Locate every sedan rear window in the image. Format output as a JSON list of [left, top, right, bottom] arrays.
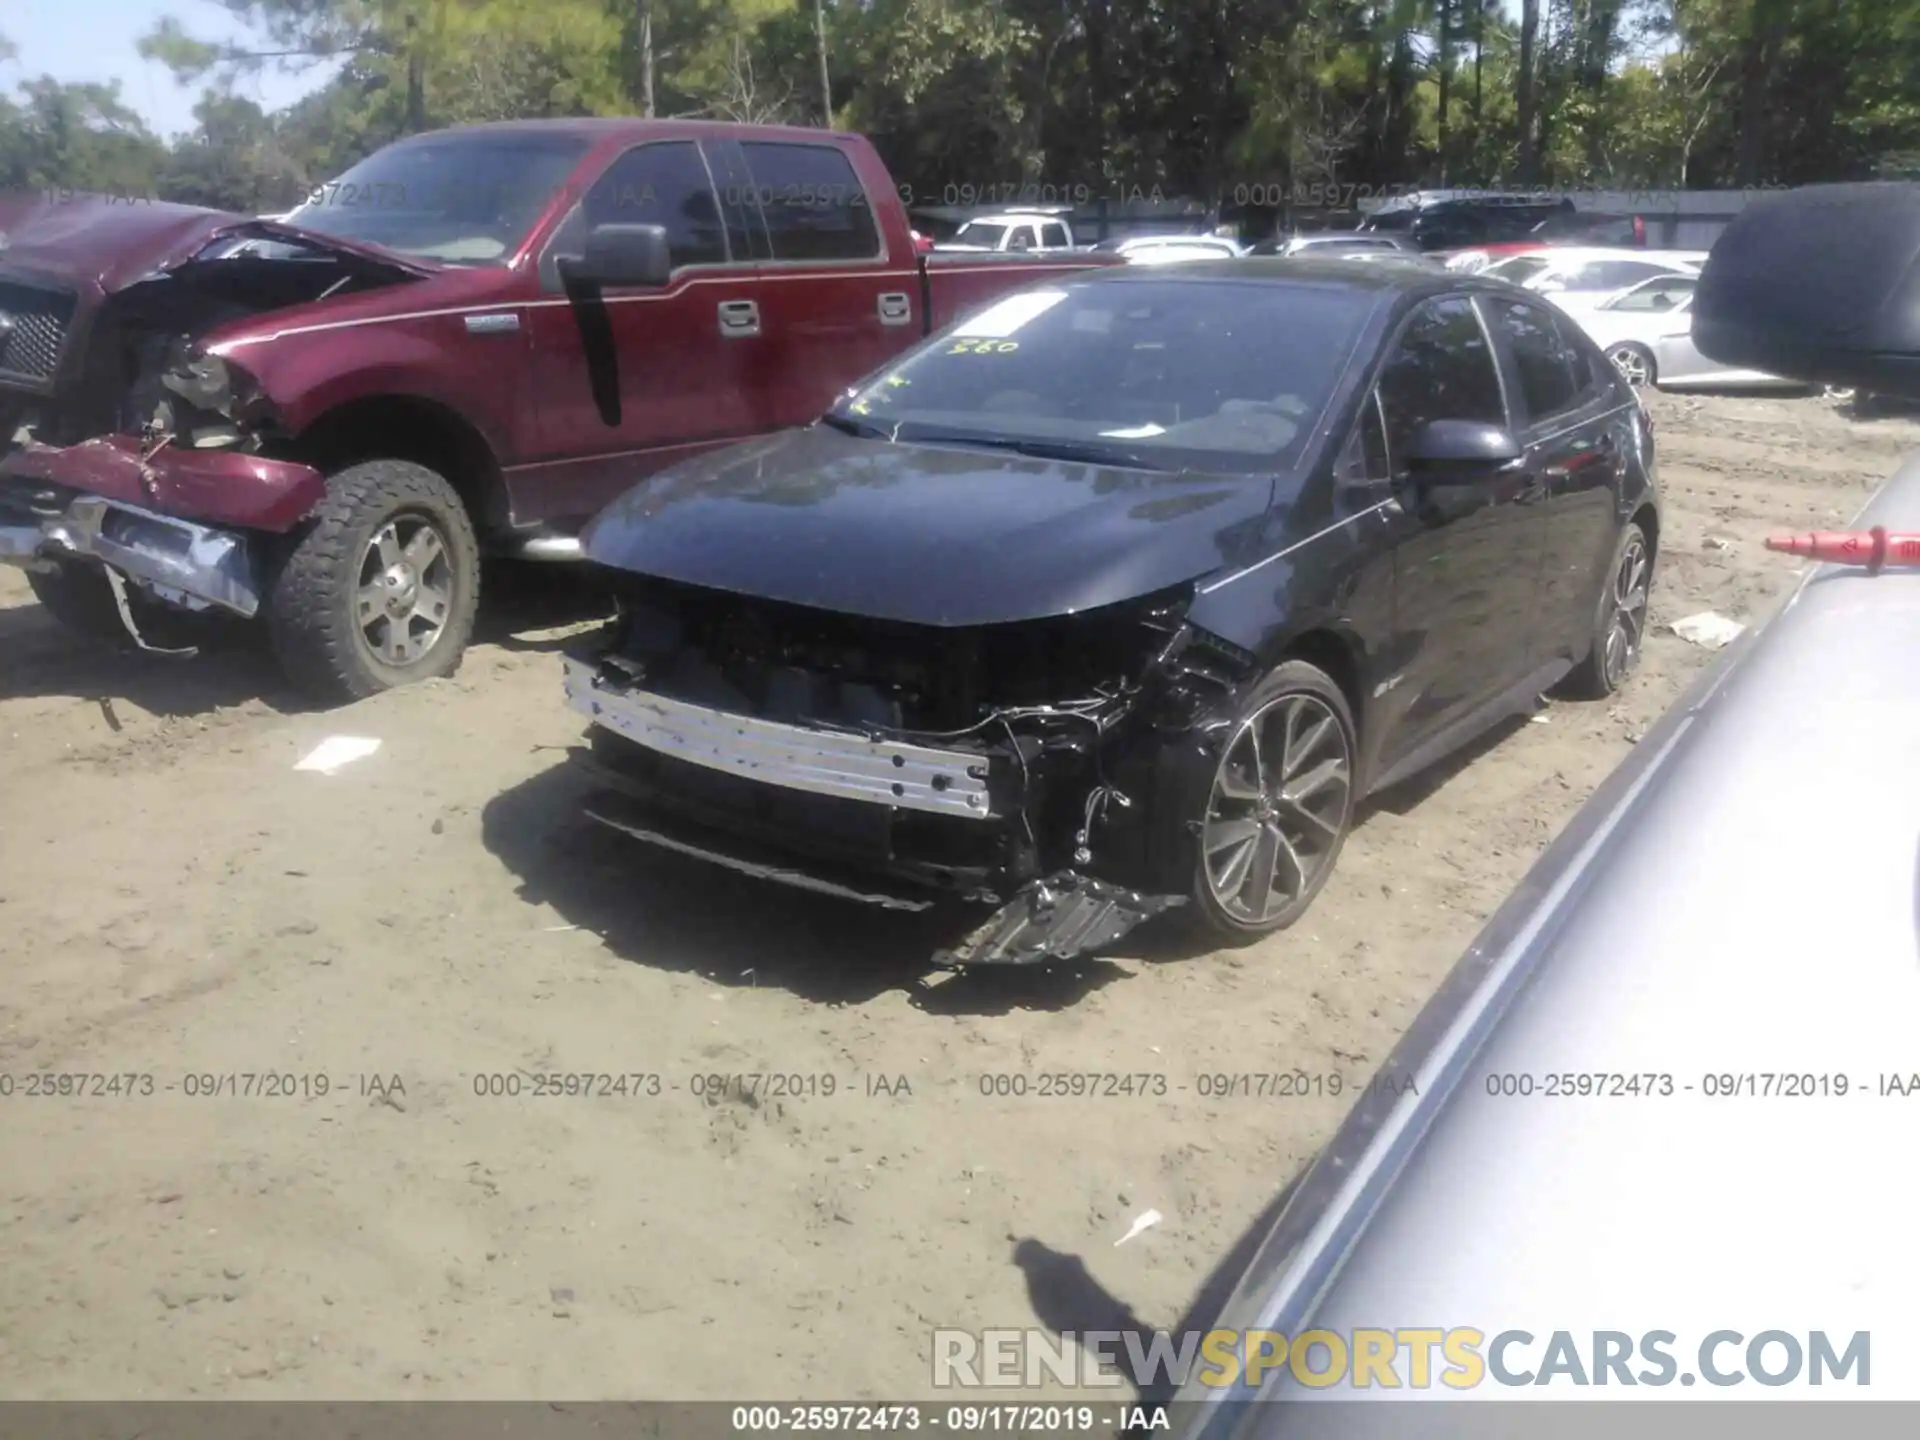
[[831, 279, 1376, 471]]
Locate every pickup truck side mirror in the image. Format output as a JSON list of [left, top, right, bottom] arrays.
[[1401, 419, 1524, 482], [562, 223, 672, 288]]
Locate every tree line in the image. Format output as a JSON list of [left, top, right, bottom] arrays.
[[2, 0, 1917, 219]]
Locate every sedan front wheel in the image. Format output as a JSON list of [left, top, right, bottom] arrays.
[[1187, 660, 1357, 941]]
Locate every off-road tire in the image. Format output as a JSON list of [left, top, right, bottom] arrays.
[[264, 459, 480, 704], [1561, 518, 1653, 701], [1184, 659, 1358, 943]]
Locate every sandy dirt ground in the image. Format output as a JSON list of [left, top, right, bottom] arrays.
[[0, 389, 1912, 1401]]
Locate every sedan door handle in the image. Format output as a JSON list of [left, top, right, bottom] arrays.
[[718, 299, 761, 338]]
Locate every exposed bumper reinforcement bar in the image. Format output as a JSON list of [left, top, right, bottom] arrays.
[[0, 494, 261, 617], [563, 653, 996, 820]]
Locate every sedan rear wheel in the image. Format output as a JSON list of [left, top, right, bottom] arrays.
[[1562, 519, 1653, 700], [1607, 342, 1656, 387], [1188, 660, 1357, 941]]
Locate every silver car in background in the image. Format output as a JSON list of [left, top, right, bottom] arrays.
[[1559, 272, 1802, 390]]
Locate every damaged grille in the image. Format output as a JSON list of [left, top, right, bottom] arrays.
[[608, 576, 1186, 734], [0, 279, 79, 386]]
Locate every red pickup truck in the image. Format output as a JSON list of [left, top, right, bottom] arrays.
[[0, 120, 1115, 699]]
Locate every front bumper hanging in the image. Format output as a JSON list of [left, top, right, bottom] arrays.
[[565, 653, 1187, 966], [0, 490, 261, 617]]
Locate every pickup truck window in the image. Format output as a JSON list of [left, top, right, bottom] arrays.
[[583, 141, 729, 266], [832, 278, 1373, 471], [955, 222, 1008, 248], [283, 131, 591, 264], [1040, 223, 1070, 248], [738, 142, 881, 262]]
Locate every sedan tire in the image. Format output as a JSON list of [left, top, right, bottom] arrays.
[[1562, 519, 1653, 701], [1186, 659, 1357, 942], [1606, 342, 1657, 387]]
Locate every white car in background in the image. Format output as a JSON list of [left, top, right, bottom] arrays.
[[1563, 271, 1801, 390], [1483, 247, 1705, 307]]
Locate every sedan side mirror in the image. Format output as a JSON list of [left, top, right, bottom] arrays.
[[1402, 419, 1524, 482], [561, 222, 672, 288]]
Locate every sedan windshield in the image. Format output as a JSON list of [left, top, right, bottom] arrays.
[[829, 278, 1376, 472], [283, 132, 591, 264]]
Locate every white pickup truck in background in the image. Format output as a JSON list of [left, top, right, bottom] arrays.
[[936, 209, 1079, 254]]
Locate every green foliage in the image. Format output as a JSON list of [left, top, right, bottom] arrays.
[[4, 0, 1920, 216]]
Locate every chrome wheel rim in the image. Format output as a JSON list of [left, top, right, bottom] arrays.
[[355, 514, 454, 668], [1608, 346, 1651, 386], [1202, 693, 1352, 925], [1602, 531, 1651, 688]]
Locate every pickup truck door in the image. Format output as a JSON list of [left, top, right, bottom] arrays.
[[727, 138, 924, 432], [517, 137, 764, 528]]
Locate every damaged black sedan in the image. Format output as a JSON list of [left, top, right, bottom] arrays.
[[564, 261, 1660, 965]]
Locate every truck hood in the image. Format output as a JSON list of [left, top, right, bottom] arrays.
[[579, 424, 1278, 627], [0, 193, 435, 293]]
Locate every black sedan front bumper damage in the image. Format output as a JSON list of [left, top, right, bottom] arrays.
[[562, 651, 1192, 966]]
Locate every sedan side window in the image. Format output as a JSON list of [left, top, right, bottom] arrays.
[[1336, 390, 1392, 484], [1610, 276, 1696, 312], [1489, 297, 1580, 424], [1376, 296, 1507, 467]]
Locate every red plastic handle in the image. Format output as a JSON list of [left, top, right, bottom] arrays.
[[1764, 526, 1920, 571]]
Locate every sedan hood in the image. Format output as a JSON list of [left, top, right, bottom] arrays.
[[580, 425, 1278, 627], [0, 193, 434, 293]]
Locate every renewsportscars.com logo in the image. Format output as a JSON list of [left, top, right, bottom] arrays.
[[932, 1328, 1872, 1390]]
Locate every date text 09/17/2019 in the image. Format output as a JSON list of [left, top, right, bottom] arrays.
[[1480, 1071, 1920, 1098]]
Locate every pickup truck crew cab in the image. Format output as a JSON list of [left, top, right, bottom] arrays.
[[0, 120, 1114, 700]]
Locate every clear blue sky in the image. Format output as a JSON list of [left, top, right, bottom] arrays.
[[3, 0, 338, 139]]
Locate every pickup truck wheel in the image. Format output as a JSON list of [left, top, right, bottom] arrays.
[[1561, 519, 1652, 701], [265, 459, 479, 703], [1185, 660, 1357, 942]]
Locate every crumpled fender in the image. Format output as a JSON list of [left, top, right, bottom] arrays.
[[0, 436, 326, 532]]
